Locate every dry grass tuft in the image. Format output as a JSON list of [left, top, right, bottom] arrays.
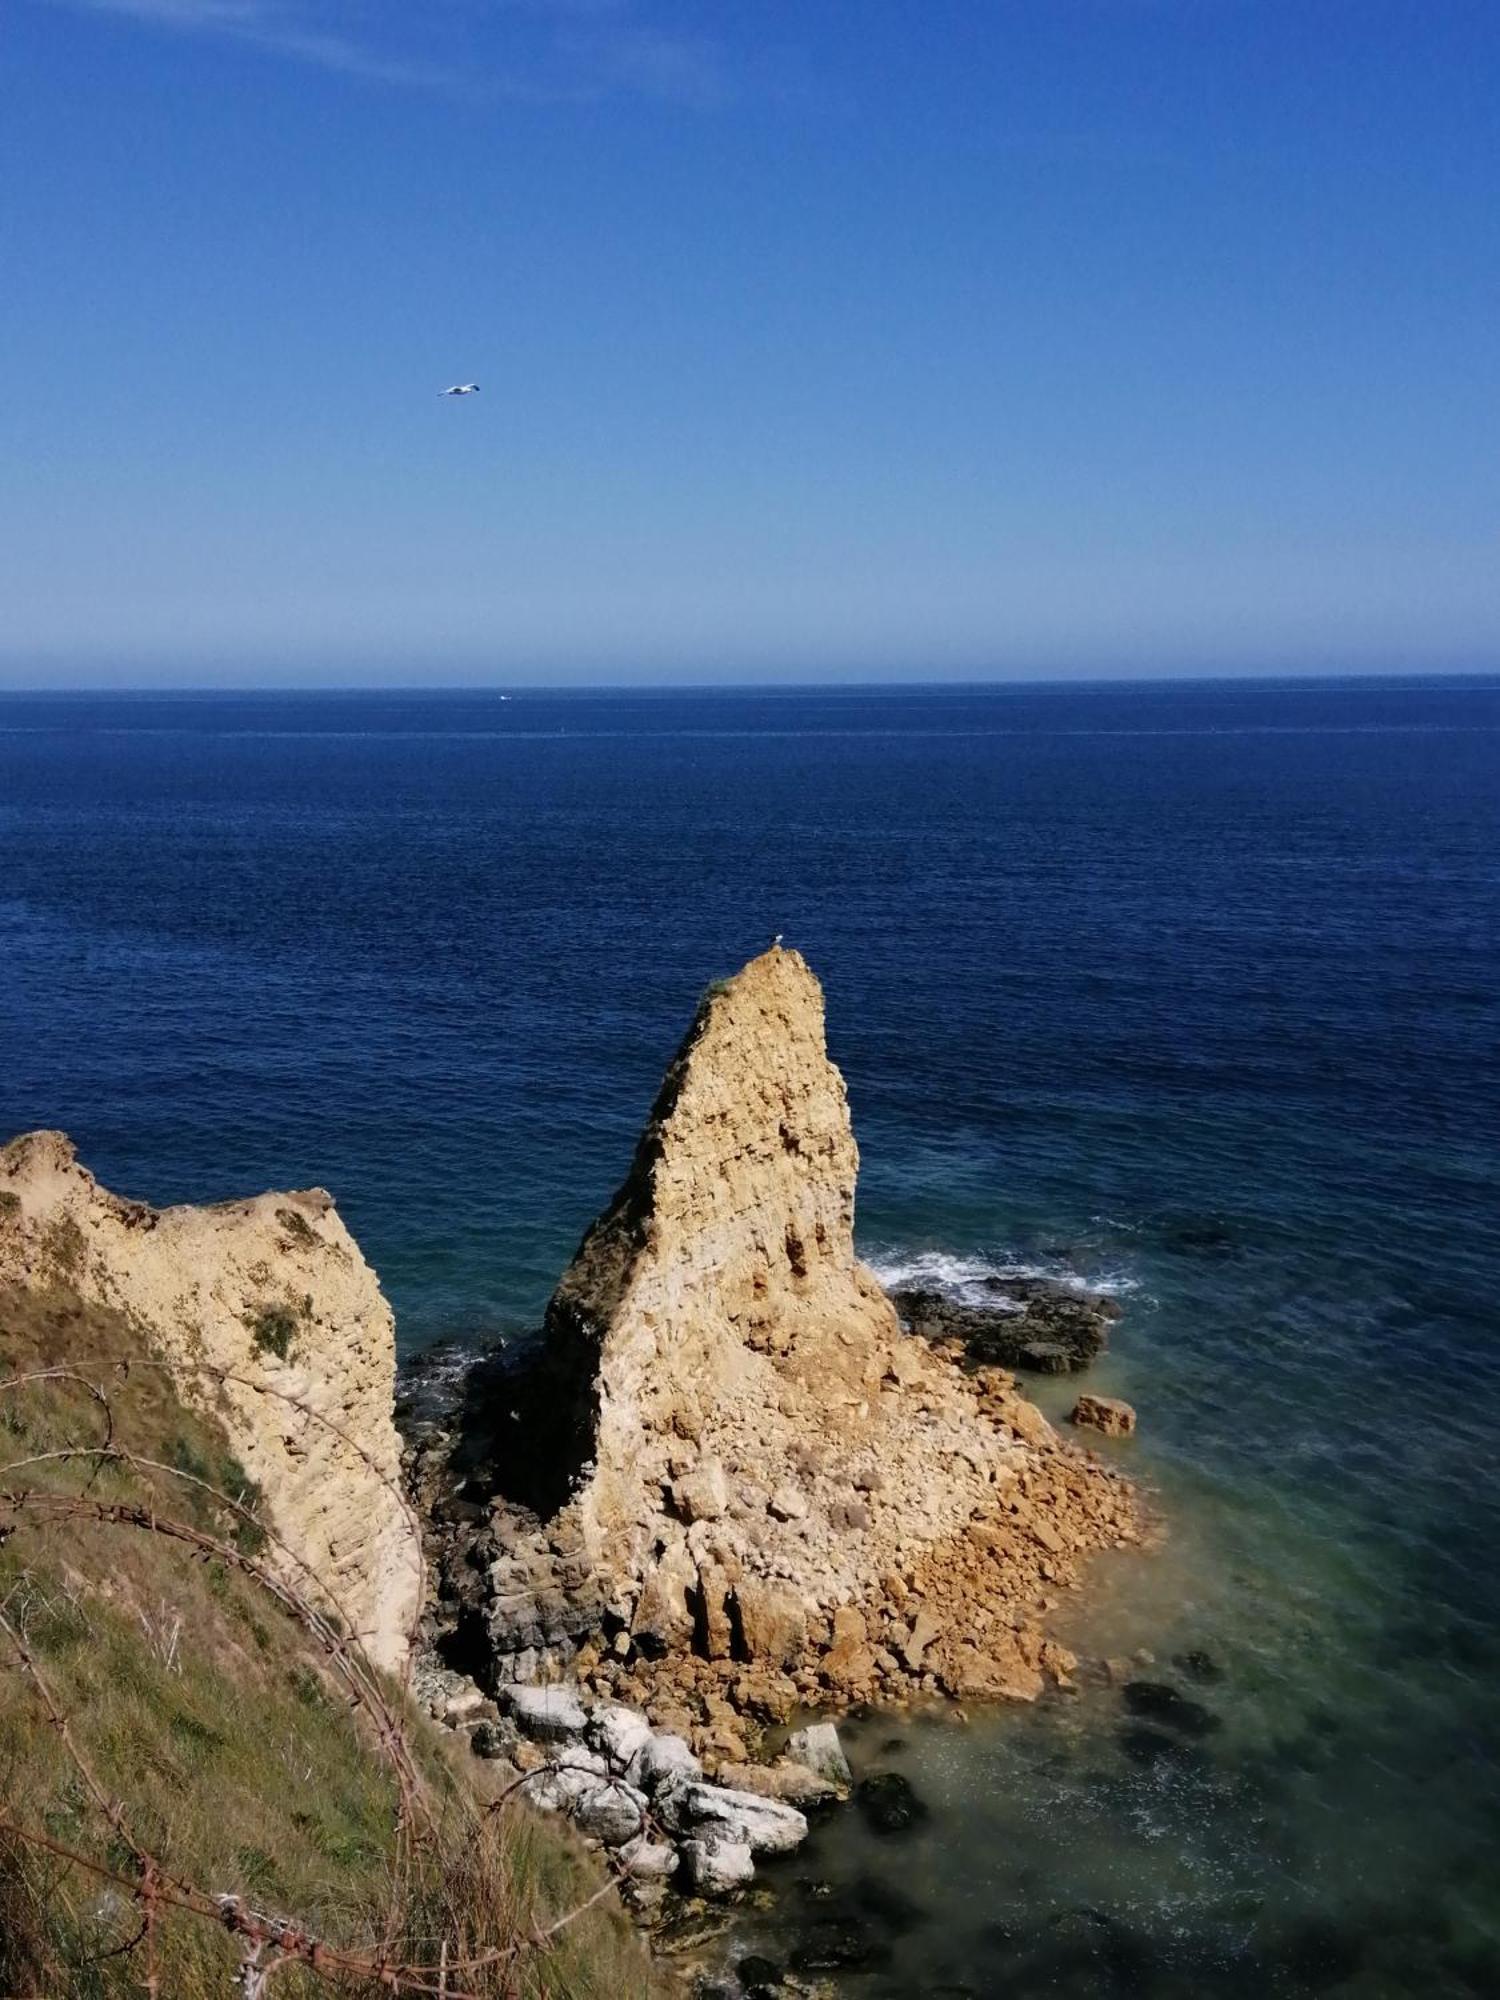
[[0, 1287, 662, 1999]]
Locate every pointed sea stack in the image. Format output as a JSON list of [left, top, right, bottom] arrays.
[[437, 948, 1140, 1733]]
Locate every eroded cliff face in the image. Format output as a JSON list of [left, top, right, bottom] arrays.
[[434, 949, 1138, 1734], [0, 1132, 421, 1675]]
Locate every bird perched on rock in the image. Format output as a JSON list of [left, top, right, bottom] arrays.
[[440, 382, 480, 396], [770, 933, 784, 949]]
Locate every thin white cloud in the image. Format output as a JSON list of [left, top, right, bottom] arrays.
[[50, 0, 469, 88], [46, 0, 735, 105]]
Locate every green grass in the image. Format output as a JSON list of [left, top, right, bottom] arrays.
[[247, 1300, 301, 1361], [0, 1288, 662, 2000]]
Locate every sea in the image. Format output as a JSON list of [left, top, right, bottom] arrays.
[[2, 677, 1498, 1997]]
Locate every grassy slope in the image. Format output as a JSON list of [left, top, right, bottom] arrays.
[[0, 1286, 660, 1999]]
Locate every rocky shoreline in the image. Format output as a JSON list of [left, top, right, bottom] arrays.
[[2, 945, 1153, 1995], [395, 947, 1149, 1988]]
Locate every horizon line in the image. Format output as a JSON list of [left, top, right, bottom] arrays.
[[2, 667, 1500, 699], [2, 672, 1500, 704]]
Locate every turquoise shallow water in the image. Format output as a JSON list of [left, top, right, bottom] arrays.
[[2, 678, 1498, 1992]]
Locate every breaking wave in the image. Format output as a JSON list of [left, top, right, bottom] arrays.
[[862, 1246, 1140, 1308]]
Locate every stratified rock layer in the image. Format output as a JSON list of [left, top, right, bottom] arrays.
[[432, 948, 1139, 1731], [0, 1131, 421, 1673]]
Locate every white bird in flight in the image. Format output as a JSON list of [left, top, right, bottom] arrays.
[[440, 382, 480, 396]]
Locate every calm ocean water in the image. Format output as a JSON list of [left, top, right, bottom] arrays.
[[3, 678, 1499, 1995]]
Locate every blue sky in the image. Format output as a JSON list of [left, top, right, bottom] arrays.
[[3, 0, 1497, 685]]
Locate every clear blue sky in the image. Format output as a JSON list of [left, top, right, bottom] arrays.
[[3, 1, 1497, 685]]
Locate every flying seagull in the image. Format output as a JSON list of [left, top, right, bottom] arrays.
[[440, 382, 480, 396]]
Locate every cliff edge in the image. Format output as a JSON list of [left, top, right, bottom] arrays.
[[0, 1131, 421, 1674]]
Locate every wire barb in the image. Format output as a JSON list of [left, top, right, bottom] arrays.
[[0, 1343, 637, 1997]]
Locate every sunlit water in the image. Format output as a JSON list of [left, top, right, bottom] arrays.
[[3, 679, 1498, 1995]]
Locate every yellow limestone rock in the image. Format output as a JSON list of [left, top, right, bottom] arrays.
[[479, 947, 1135, 1703], [0, 1130, 421, 1674]]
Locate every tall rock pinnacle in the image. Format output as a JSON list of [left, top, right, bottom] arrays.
[[441, 947, 1139, 1720]]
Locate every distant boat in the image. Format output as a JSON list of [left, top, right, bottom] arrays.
[[440, 382, 480, 397]]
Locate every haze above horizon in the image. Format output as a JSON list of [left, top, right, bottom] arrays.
[[5, 1, 1498, 688]]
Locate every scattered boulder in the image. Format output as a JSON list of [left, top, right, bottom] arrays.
[[680, 1834, 756, 1896], [552, 1741, 610, 1779], [934, 1636, 1044, 1703], [589, 1702, 655, 1773], [786, 1720, 852, 1792], [619, 1834, 679, 1881], [631, 1547, 698, 1657], [523, 1765, 601, 1817], [636, 1731, 702, 1792], [503, 1683, 589, 1742], [715, 1759, 843, 1808], [734, 1578, 807, 1666], [1070, 1394, 1136, 1438], [657, 1780, 809, 1857], [672, 1458, 728, 1524], [900, 1608, 942, 1671], [439, 1682, 494, 1727], [571, 1778, 648, 1845]]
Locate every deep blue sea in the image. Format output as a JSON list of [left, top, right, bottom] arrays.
[[3, 678, 1499, 1996]]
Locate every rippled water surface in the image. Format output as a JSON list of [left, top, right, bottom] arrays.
[[3, 679, 1499, 1994]]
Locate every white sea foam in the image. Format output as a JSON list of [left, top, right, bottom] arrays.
[[862, 1246, 1139, 1306]]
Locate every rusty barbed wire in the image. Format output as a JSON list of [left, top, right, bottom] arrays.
[[0, 1343, 647, 1999]]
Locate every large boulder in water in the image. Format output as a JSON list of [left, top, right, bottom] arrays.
[[891, 1274, 1119, 1373]]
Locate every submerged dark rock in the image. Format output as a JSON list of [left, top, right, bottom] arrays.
[[1122, 1680, 1222, 1737], [789, 1918, 894, 1973], [1153, 1214, 1241, 1258], [891, 1276, 1119, 1374], [1118, 1724, 1208, 1773], [794, 1877, 838, 1902], [849, 1872, 930, 1935], [734, 1953, 783, 1991], [854, 1771, 930, 1834], [1173, 1648, 1224, 1684]]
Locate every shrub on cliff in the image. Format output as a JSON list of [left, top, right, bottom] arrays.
[[0, 1287, 660, 1999]]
